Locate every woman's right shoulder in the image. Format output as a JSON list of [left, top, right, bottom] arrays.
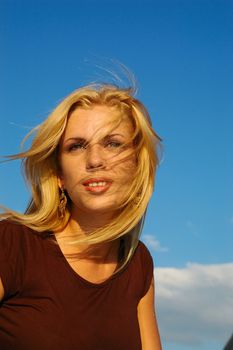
[[0, 219, 33, 244], [0, 219, 30, 231], [0, 219, 25, 233], [0, 220, 32, 302]]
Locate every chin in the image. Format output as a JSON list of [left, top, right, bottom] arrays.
[[86, 204, 120, 215], [75, 200, 122, 216]]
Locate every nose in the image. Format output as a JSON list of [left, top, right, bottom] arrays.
[[86, 143, 105, 171]]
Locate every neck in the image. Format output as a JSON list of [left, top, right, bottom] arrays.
[[55, 208, 120, 262], [69, 206, 117, 234]]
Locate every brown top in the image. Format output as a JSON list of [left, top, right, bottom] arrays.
[[0, 220, 153, 350]]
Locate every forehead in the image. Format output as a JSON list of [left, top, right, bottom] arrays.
[[63, 105, 133, 139]]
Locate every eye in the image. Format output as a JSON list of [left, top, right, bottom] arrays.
[[68, 142, 87, 151], [106, 141, 122, 148]]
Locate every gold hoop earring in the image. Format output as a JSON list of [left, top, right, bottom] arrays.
[[58, 188, 67, 218]]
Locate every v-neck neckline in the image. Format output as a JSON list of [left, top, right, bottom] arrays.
[[50, 234, 126, 287]]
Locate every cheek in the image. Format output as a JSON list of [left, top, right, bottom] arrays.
[[58, 165, 80, 190], [58, 154, 83, 180], [114, 158, 137, 184], [119, 149, 137, 171]]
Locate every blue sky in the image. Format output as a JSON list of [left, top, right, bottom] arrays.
[[0, 0, 232, 349]]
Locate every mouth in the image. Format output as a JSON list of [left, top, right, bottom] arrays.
[[82, 178, 113, 193]]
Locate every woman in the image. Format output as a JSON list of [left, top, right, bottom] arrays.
[[0, 83, 162, 349]]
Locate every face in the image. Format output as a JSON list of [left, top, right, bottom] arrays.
[[58, 105, 136, 218]]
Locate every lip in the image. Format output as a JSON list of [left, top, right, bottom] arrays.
[[82, 178, 113, 193]]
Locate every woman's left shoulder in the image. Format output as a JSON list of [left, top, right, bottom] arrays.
[[130, 240, 154, 298], [136, 240, 154, 264], [137, 240, 151, 252]]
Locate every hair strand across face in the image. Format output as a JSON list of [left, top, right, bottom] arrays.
[[0, 83, 162, 272]]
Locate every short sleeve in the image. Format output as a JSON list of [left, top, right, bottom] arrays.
[[138, 241, 154, 298], [0, 220, 24, 299]]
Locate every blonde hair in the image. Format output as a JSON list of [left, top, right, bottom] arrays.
[[1, 83, 162, 267]]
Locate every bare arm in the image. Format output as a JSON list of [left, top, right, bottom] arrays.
[[0, 278, 4, 302], [137, 276, 162, 350]]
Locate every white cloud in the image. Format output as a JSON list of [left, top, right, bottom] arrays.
[[142, 234, 168, 252], [154, 263, 233, 347]]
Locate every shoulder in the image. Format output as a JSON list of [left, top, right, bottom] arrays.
[[0, 220, 30, 299], [0, 219, 24, 241], [0, 220, 47, 300], [0, 219, 29, 232], [137, 240, 152, 255], [135, 240, 154, 267], [0, 219, 31, 239], [127, 240, 154, 299], [0, 220, 29, 256], [0, 219, 43, 236], [0, 219, 44, 252]]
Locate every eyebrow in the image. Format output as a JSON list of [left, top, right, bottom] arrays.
[[64, 137, 86, 145]]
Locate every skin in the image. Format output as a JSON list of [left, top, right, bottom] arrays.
[[58, 105, 137, 227], [0, 104, 162, 349]]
